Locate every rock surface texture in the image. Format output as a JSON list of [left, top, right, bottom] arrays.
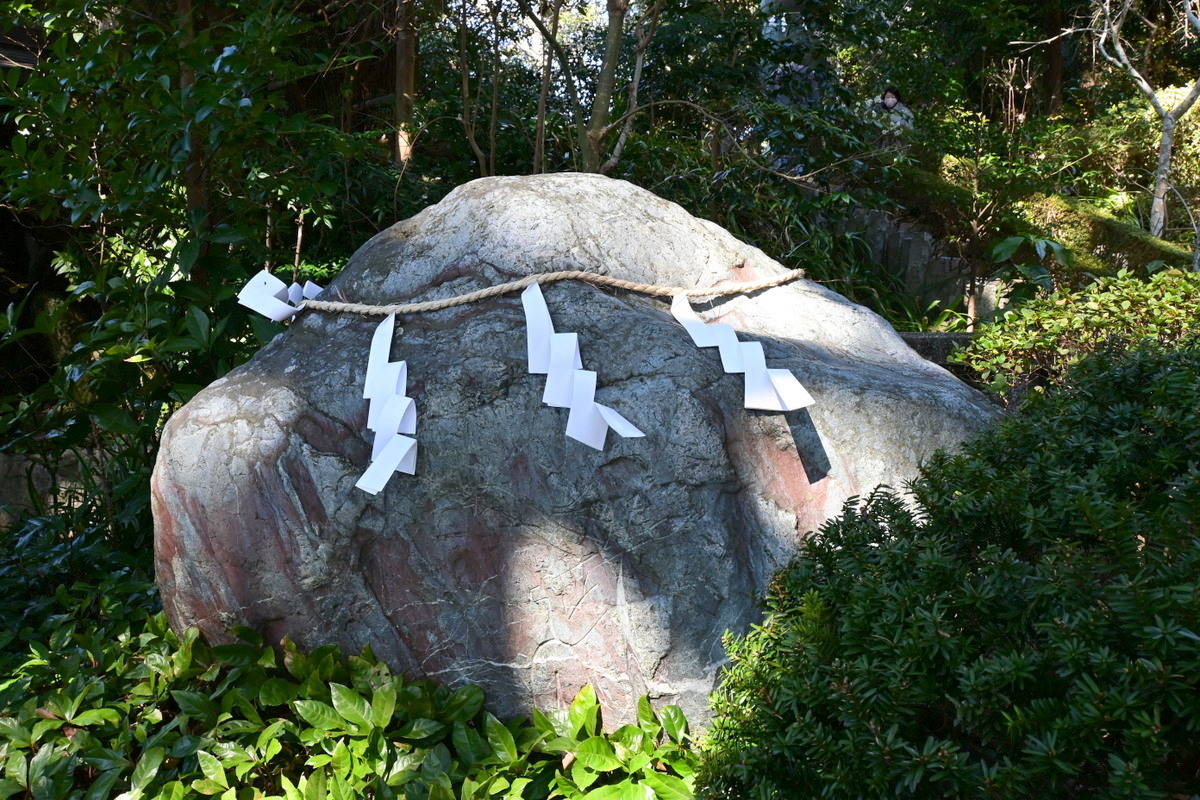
[[153, 174, 1000, 725]]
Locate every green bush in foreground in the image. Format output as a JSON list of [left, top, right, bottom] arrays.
[[0, 569, 696, 799], [953, 269, 1200, 399], [700, 338, 1200, 798]]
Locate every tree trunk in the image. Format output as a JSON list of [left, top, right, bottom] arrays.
[[581, 0, 628, 172], [1149, 114, 1175, 238], [394, 0, 417, 166], [600, 1, 661, 175], [533, 0, 562, 174]]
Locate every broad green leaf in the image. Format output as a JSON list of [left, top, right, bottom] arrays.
[[572, 761, 600, 791], [640, 771, 692, 800], [0, 780, 23, 800], [574, 737, 623, 772], [442, 685, 484, 722], [484, 713, 517, 763], [174, 628, 199, 672], [168, 736, 202, 759], [660, 707, 688, 743], [1046, 240, 1073, 268], [210, 644, 261, 667], [5, 753, 27, 786], [506, 777, 531, 797], [82, 771, 121, 800], [282, 637, 313, 680], [610, 725, 648, 754], [196, 751, 228, 789], [371, 682, 397, 729], [72, 708, 122, 727], [626, 753, 652, 773], [421, 744, 452, 777], [26, 745, 60, 799], [658, 746, 695, 778], [257, 720, 287, 752], [152, 780, 187, 800], [184, 305, 209, 344], [0, 720, 31, 748], [568, 685, 600, 738], [189, 778, 226, 795], [328, 771, 352, 800], [582, 781, 654, 800], [990, 236, 1025, 263], [171, 691, 216, 721], [330, 683, 374, 730], [82, 749, 131, 773], [451, 721, 490, 765], [259, 678, 298, 707], [330, 740, 351, 776], [460, 776, 483, 800], [280, 775, 303, 800], [31, 718, 63, 742], [636, 697, 660, 737], [131, 746, 165, 791], [303, 769, 327, 800], [531, 707, 563, 738], [396, 718, 446, 742], [91, 403, 139, 435], [293, 700, 343, 732]]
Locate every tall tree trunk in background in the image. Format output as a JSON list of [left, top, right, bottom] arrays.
[[533, 0, 563, 173], [581, 0, 628, 172], [394, 0, 416, 166]]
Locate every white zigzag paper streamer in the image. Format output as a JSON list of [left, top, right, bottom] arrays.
[[355, 313, 417, 494], [671, 294, 814, 412], [521, 284, 645, 450], [237, 269, 323, 322]]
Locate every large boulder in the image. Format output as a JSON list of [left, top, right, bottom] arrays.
[[153, 173, 1000, 725]]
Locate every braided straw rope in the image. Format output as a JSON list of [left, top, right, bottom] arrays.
[[298, 264, 806, 317]]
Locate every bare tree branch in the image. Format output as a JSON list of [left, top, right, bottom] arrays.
[[600, 0, 663, 174]]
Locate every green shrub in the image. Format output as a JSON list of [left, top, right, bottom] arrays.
[[699, 338, 1200, 799], [953, 269, 1200, 399], [0, 564, 698, 798]]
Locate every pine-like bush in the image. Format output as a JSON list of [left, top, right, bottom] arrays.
[[700, 338, 1200, 798]]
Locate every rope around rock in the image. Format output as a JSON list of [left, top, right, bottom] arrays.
[[297, 263, 806, 317]]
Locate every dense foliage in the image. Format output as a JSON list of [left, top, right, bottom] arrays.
[[954, 268, 1200, 398], [699, 337, 1200, 798], [0, 565, 697, 800]]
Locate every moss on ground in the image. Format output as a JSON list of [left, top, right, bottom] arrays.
[[882, 163, 1191, 285], [1016, 193, 1192, 280]]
